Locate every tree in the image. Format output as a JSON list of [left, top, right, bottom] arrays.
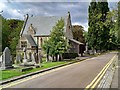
[[2, 17, 23, 56], [88, 0, 98, 52], [2, 17, 10, 51], [0, 15, 2, 54], [97, 0, 110, 50], [43, 18, 67, 61], [72, 25, 85, 44], [105, 10, 118, 50], [83, 31, 88, 43], [88, 0, 110, 52], [118, 1, 120, 48], [9, 21, 23, 55]]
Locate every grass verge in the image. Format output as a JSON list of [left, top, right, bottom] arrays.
[[1, 60, 74, 81]]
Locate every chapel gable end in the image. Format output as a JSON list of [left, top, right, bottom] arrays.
[[27, 24, 36, 35]]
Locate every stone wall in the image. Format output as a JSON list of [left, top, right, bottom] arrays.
[[97, 54, 118, 88]]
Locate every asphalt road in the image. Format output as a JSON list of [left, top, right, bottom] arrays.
[[5, 52, 117, 88]]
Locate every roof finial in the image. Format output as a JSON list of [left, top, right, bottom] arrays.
[[26, 14, 29, 18], [68, 11, 71, 17], [68, 11, 70, 14]]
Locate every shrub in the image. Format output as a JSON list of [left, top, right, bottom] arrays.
[[62, 53, 78, 59]]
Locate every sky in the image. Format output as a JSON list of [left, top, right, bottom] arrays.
[[0, 0, 119, 31]]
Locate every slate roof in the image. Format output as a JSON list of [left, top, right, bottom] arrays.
[[70, 39, 83, 45], [22, 16, 68, 36], [24, 35, 37, 46]]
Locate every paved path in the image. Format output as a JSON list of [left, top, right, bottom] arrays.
[[111, 52, 119, 89], [3, 52, 117, 88]]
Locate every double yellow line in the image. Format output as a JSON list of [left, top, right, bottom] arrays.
[[85, 55, 117, 90]]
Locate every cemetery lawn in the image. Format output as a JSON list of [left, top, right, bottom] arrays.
[[1, 60, 74, 81]]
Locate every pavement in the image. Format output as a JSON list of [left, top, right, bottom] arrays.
[[110, 52, 120, 89], [111, 66, 118, 88], [1, 52, 117, 89]]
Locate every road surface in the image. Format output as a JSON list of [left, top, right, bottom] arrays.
[[3, 52, 117, 88]]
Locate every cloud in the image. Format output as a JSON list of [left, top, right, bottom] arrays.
[[1, 1, 118, 32], [73, 22, 88, 31], [0, 2, 6, 12], [5, 0, 120, 2], [7, 9, 24, 19], [0, 1, 24, 19], [20, 2, 89, 24]]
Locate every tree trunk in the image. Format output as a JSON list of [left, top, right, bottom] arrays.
[[46, 54, 49, 62], [57, 54, 59, 62], [81, 52, 83, 57]]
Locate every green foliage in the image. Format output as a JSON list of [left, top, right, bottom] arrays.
[[0, 16, 2, 54], [42, 18, 68, 59], [118, 1, 120, 47], [2, 16, 23, 56], [72, 25, 85, 44], [62, 53, 78, 59], [97, 1, 110, 50], [83, 31, 88, 43], [88, 0, 98, 49], [87, 0, 119, 50]]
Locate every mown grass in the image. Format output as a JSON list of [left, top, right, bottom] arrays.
[[1, 60, 74, 81]]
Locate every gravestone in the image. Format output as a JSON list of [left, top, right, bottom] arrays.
[[34, 53, 39, 64], [38, 53, 42, 64], [89, 50, 93, 55], [31, 53, 40, 67], [28, 52, 32, 62], [32, 53, 36, 64], [16, 54, 22, 64], [49, 56, 52, 62], [21, 48, 35, 66], [23, 47, 28, 63], [33, 53, 36, 63], [35, 53, 39, 64], [0, 47, 13, 70], [85, 43, 89, 54], [0, 55, 2, 67]]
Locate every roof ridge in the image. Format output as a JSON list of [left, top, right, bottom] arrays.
[[29, 15, 68, 18]]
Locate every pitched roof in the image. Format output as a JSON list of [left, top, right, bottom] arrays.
[[24, 35, 37, 46], [22, 16, 68, 36], [69, 39, 83, 45]]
